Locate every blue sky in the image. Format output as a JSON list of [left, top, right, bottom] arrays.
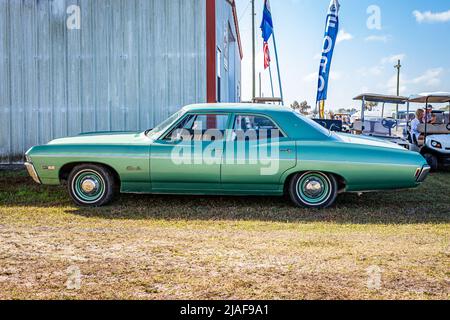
[[236, 0, 450, 110]]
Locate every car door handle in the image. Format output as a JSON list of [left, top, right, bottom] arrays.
[[280, 149, 293, 153]]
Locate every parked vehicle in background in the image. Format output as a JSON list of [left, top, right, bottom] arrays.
[[352, 93, 410, 149], [406, 92, 450, 171], [25, 104, 430, 209]]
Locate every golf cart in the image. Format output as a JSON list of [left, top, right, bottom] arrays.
[[352, 93, 410, 148], [407, 92, 450, 171]]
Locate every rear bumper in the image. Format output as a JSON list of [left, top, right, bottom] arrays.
[[24, 162, 41, 184], [416, 165, 431, 183]]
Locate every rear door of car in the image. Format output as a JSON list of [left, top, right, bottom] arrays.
[[221, 113, 297, 192]]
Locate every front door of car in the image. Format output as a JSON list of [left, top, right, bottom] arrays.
[[150, 113, 229, 192], [221, 114, 297, 192]]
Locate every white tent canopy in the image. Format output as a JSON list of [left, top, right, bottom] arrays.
[[408, 92, 450, 104], [354, 93, 408, 104]]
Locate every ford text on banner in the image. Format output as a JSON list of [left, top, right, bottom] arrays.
[[316, 0, 340, 116]]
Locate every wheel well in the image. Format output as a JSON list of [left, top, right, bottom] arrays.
[[59, 162, 121, 187], [284, 171, 347, 195]]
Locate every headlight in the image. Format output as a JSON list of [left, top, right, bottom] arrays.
[[431, 140, 442, 149]]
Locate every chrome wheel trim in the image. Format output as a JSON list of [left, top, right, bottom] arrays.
[[71, 169, 106, 204], [304, 179, 324, 198], [81, 178, 99, 194], [295, 172, 333, 207]]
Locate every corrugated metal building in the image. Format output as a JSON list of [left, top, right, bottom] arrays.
[[0, 0, 242, 163]]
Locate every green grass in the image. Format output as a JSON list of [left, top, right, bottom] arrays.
[[0, 169, 449, 300]]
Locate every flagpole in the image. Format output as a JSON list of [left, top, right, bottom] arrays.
[[272, 32, 284, 105], [252, 0, 256, 101], [268, 65, 275, 97]]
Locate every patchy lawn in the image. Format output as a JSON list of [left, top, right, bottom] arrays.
[[0, 169, 449, 300]]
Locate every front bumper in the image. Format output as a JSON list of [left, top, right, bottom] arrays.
[[416, 165, 431, 183], [24, 162, 41, 184]]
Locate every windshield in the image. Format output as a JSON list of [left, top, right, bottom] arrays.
[[293, 112, 332, 136], [145, 109, 185, 140]]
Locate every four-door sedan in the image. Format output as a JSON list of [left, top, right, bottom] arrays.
[[25, 104, 430, 208]]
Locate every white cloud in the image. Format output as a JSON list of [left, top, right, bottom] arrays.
[[330, 71, 341, 81], [358, 65, 384, 77], [386, 75, 407, 95], [413, 9, 450, 23], [384, 68, 444, 95], [303, 72, 318, 82], [364, 35, 391, 43], [336, 29, 353, 44], [381, 54, 406, 65], [303, 71, 341, 82], [313, 52, 322, 60], [410, 68, 443, 86], [358, 54, 405, 78], [313, 30, 353, 61]]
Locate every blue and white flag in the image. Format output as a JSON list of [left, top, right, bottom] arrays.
[[260, 0, 273, 69], [316, 0, 340, 109], [260, 0, 273, 42]]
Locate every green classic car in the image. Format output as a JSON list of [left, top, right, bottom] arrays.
[[25, 104, 430, 208]]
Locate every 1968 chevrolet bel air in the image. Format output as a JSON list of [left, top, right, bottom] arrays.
[[25, 104, 430, 208]]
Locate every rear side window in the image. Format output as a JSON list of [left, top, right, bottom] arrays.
[[232, 115, 285, 141]]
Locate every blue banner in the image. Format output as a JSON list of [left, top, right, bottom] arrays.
[[316, 0, 340, 104]]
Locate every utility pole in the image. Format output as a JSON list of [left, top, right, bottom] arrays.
[[252, 0, 256, 101], [394, 59, 402, 119]]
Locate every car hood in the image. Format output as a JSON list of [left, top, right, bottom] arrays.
[[334, 133, 406, 151], [47, 131, 148, 145]]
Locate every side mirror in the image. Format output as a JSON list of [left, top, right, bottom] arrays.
[[169, 135, 183, 144]]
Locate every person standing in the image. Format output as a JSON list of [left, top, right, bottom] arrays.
[[411, 109, 425, 144], [424, 105, 434, 123]]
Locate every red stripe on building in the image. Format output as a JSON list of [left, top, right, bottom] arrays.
[[206, 0, 216, 103]]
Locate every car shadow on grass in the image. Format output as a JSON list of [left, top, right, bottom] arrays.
[[65, 190, 450, 225], [2, 170, 450, 225]]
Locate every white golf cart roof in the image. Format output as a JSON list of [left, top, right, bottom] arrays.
[[353, 93, 408, 104], [408, 92, 450, 104]]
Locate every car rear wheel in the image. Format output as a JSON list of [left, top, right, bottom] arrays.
[[68, 164, 115, 207], [289, 172, 338, 209]]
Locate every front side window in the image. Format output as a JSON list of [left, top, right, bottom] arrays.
[[165, 114, 229, 142], [146, 110, 185, 140], [232, 115, 285, 141]]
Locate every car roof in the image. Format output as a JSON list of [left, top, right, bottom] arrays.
[[182, 103, 293, 114]]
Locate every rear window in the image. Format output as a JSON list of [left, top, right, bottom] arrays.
[[293, 112, 331, 136]]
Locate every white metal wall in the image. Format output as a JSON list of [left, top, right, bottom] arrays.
[[0, 0, 207, 163], [216, 0, 241, 103]]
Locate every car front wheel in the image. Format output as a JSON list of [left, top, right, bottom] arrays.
[[289, 172, 338, 209], [68, 164, 116, 207]]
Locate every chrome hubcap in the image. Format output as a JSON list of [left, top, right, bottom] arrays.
[[81, 178, 99, 194], [304, 179, 323, 197]]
